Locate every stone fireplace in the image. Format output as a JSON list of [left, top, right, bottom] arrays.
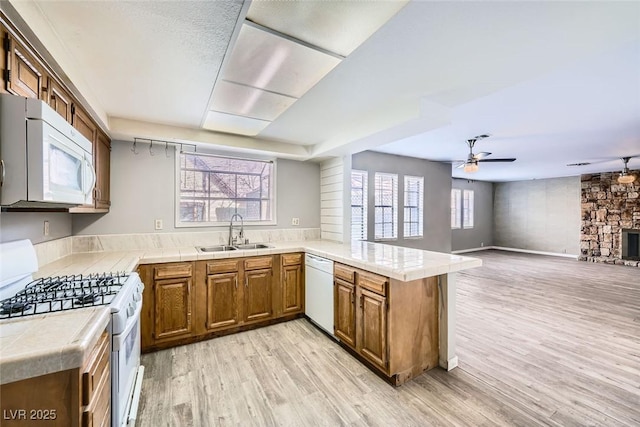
[[580, 171, 640, 267]]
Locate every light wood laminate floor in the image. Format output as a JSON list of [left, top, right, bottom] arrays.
[[137, 250, 640, 426]]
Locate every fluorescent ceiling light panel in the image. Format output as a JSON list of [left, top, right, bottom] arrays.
[[211, 80, 297, 121], [203, 110, 271, 136], [222, 23, 341, 98], [247, 1, 409, 57]]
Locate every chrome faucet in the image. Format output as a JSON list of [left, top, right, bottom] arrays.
[[228, 213, 245, 246]]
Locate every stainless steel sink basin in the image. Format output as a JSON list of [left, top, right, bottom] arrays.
[[233, 243, 273, 250], [198, 245, 238, 252]]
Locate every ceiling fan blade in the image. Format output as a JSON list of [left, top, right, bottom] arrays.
[[455, 162, 466, 169], [474, 151, 492, 160], [477, 158, 516, 163]]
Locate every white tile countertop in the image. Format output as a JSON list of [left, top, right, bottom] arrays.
[[35, 240, 481, 282], [0, 307, 110, 384]]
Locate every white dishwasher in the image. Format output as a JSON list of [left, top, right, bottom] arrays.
[[305, 253, 335, 337]]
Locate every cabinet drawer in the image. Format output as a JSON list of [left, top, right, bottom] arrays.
[[154, 263, 192, 280], [281, 253, 302, 266], [244, 256, 273, 270], [82, 331, 109, 406], [206, 259, 240, 274], [82, 365, 110, 427], [358, 271, 388, 296], [334, 263, 355, 284]]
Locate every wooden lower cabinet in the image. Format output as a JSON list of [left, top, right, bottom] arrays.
[[358, 288, 387, 370], [154, 277, 193, 341], [334, 278, 356, 347], [243, 268, 273, 322], [139, 262, 195, 350], [205, 272, 239, 330], [141, 255, 304, 352], [334, 263, 439, 386], [0, 330, 110, 427], [281, 253, 304, 315]]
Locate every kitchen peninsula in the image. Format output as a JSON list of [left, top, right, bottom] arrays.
[[2, 237, 480, 387]]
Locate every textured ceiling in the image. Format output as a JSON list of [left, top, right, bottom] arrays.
[[8, 0, 640, 181]]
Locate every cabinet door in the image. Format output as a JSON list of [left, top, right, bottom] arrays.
[[4, 34, 43, 99], [282, 263, 303, 315], [358, 288, 387, 370], [47, 77, 73, 122], [334, 278, 356, 348], [154, 277, 193, 341], [243, 268, 273, 322], [72, 104, 97, 143], [206, 272, 239, 330], [94, 132, 111, 209]]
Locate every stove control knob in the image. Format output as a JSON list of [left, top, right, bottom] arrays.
[[127, 303, 135, 317], [133, 293, 141, 302]]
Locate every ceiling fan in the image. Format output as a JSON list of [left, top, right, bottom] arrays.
[[451, 134, 516, 173], [566, 156, 637, 184]]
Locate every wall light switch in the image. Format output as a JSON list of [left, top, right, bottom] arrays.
[[44, 221, 50, 236], [155, 219, 163, 230], [291, 217, 300, 226]]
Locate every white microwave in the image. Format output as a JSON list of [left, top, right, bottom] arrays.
[[0, 94, 95, 207]]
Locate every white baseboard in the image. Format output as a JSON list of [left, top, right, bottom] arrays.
[[452, 247, 493, 254], [453, 245, 578, 259], [439, 356, 459, 371], [490, 246, 578, 259]]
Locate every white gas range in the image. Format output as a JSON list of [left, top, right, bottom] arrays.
[[0, 239, 145, 427]]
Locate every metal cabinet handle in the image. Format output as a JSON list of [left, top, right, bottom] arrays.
[[244, 276, 248, 288], [0, 159, 4, 187], [360, 295, 364, 308], [234, 276, 238, 289]]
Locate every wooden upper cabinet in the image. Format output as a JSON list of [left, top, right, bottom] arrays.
[[334, 278, 356, 348], [46, 77, 73, 122], [243, 268, 273, 322], [72, 103, 97, 143], [4, 33, 44, 99], [154, 276, 193, 341], [94, 132, 111, 209]]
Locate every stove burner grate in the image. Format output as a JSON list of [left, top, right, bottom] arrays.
[[0, 272, 129, 319]]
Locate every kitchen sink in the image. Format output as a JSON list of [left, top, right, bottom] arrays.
[[198, 245, 238, 252], [232, 243, 273, 250]]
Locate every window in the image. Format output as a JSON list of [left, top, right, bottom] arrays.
[[463, 189, 474, 228], [451, 189, 462, 229], [404, 176, 423, 237], [177, 152, 274, 226], [374, 173, 398, 239], [351, 170, 368, 241]]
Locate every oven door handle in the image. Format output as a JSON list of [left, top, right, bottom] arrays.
[[112, 300, 142, 352]]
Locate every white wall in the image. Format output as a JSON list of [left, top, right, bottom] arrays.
[[73, 140, 321, 235], [493, 176, 580, 255]]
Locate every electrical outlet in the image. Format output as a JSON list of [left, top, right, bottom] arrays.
[[44, 221, 50, 236], [291, 217, 300, 226], [154, 219, 163, 230], [480, 242, 484, 247]]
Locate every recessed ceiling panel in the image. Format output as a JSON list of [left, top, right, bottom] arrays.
[[222, 23, 341, 98], [247, 1, 409, 57], [211, 80, 297, 121], [203, 111, 270, 136]]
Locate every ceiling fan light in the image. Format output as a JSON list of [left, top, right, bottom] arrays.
[[463, 162, 479, 173], [617, 172, 636, 184]]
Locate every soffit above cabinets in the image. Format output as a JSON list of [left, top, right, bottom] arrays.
[[203, 1, 409, 137]]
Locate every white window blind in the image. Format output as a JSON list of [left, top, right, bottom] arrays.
[[177, 152, 274, 226], [451, 189, 462, 229], [374, 173, 398, 239], [404, 176, 423, 237], [463, 189, 474, 228], [351, 170, 368, 241]]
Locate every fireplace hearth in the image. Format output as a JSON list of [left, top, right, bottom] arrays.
[[622, 229, 640, 260]]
